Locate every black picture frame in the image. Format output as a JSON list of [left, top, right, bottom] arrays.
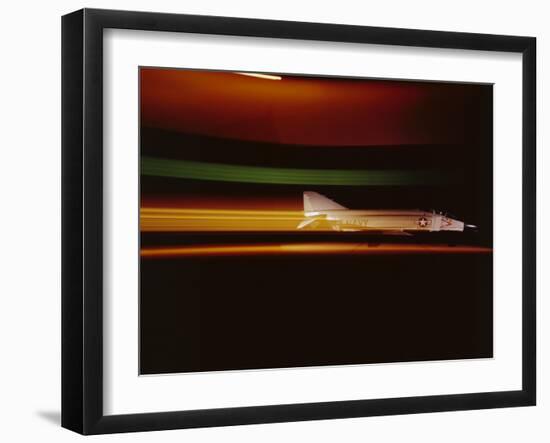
[[62, 8, 536, 435]]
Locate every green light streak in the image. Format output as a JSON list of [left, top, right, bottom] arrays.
[[141, 157, 448, 186]]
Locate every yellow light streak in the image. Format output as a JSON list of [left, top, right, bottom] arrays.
[[140, 207, 323, 232]]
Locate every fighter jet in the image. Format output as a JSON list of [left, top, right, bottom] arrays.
[[297, 191, 475, 233]]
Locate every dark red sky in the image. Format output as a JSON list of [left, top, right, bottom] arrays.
[[140, 68, 489, 146]]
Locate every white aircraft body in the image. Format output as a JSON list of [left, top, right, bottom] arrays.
[[298, 192, 474, 233]]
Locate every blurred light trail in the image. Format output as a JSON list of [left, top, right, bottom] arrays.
[[141, 157, 447, 186], [141, 207, 311, 232], [140, 243, 492, 258], [235, 72, 282, 80]]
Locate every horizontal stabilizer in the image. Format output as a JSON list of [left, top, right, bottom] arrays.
[[297, 218, 317, 230]]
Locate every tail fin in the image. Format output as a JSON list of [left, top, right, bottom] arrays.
[[303, 192, 347, 214]]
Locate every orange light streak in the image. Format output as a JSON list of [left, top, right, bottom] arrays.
[[140, 243, 492, 258]]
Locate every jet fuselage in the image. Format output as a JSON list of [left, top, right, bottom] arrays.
[[305, 209, 464, 232]]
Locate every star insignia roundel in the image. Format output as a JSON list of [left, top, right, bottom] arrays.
[[418, 217, 429, 228]]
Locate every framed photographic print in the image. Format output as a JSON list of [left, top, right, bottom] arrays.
[[62, 8, 536, 435]]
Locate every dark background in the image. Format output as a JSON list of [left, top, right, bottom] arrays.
[[140, 70, 493, 374], [141, 253, 492, 374]]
